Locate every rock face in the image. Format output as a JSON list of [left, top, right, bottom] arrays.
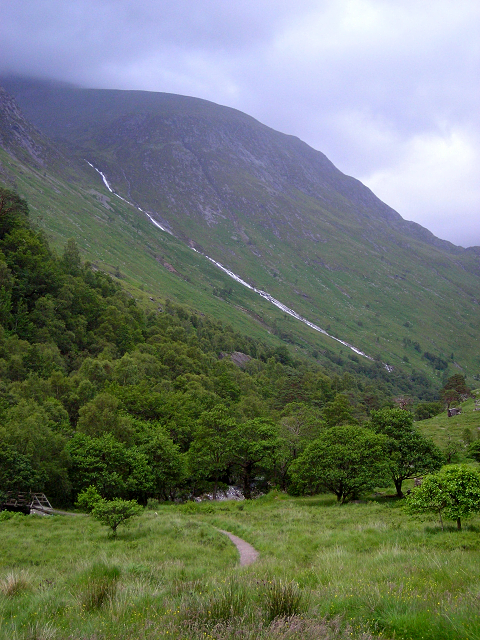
[[0, 86, 47, 165], [0, 77, 459, 253], [220, 351, 252, 368], [0, 85, 81, 182]]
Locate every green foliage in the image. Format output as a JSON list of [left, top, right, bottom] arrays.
[[4, 495, 480, 638], [75, 485, 103, 512], [323, 393, 358, 427], [414, 401, 443, 421], [406, 465, 480, 530], [140, 427, 186, 501], [467, 440, 480, 462], [443, 374, 470, 396], [290, 425, 389, 502], [0, 443, 41, 492], [229, 418, 280, 499], [67, 433, 152, 500], [91, 498, 142, 536], [0, 186, 462, 510], [188, 405, 236, 499], [368, 408, 443, 497]]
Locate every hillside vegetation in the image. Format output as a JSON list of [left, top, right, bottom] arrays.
[[0, 188, 455, 507], [2, 77, 480, 382]]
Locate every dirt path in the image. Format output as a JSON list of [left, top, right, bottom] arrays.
[[217, 529, 259, 566]]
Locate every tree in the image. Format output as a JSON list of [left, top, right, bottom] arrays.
[[140, 426, 186, 501], [290, 425, 388, 503], [467, 440, 480, 462], [406, 465, 480, 530], [228, 418, 280, 499], [323, 394, 358, 427], [414, 402, 443, 421], [0, 188, 29, 238], [405, 473, 449, 530], [91, 498, 142, 536], [441, 388, 460, 409], [76, 393, 133, 443], [368, 408, 443, 497], [274, 403, 324, 490], [0, 443, 42, 494], [187, 405, 235, 499], [67, 433, 152, 500], [61, 238, 82, 276], [443, 374, 470, 396]]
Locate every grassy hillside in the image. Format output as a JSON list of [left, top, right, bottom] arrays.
[[3, 77, 480, 385], [2, 495, 480, 639], [0, 145, 318, 353], [417, 390, 480, 450]]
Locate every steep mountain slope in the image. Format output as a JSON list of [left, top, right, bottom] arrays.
[[0, 84, 304, 351], [1, 77, 480, 382]]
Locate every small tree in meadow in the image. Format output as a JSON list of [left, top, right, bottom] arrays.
[[91, 499, 142, 536], [406, 465, 480, 530]]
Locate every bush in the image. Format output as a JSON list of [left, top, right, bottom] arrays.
[[0, 570, 32, 597], [414, 401, 443, 421], [204, 579, 248, 624], [75, 485, 103, 512], [146, 497, 161, 510], [0, 510, 26, 522]]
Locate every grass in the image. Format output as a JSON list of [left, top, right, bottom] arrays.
[[2, 494, 480, 639], [3, 113, 480, 386], [417, 390, 480, 450]]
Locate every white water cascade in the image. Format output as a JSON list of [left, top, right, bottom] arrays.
[[86, 161, 391, 366]]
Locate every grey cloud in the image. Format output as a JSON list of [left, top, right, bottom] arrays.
[[1, 0, 479, 245]]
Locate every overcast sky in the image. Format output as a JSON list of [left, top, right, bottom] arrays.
[[1, 0, 479, 246]]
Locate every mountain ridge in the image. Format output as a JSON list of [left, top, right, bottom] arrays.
[[0, 77, 479, 382], [0, 76, 466, 253]]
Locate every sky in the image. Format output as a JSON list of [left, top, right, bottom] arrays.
[[1, 0, 479, 246]]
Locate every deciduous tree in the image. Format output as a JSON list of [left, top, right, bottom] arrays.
[[406, 465, 480, 530], [368, 408, 443, 497], [290, 425, 388, 503]]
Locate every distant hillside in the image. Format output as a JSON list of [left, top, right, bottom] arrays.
[[1, 76, 480, 384]]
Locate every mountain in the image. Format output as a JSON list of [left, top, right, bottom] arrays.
[[1, 76, 479, 384]]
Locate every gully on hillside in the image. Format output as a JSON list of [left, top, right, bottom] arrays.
[[86, 161, 389, 368]]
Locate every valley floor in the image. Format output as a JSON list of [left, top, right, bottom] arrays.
[[1, 493, 480, 639]]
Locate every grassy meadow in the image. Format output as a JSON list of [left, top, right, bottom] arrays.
[[2, 493, 480, 640]]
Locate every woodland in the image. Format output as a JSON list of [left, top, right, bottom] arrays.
[[0, 187, 468, 508]]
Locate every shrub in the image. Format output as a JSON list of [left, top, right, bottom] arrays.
[[146, 497, 161, 510], [75, 485, 102, 512], [205, 579, 248, 624], [0, 510, 26, 522], [406, 465, 480, 530]]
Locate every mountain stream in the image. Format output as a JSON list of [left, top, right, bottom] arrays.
[[86, 161, 392, 367]]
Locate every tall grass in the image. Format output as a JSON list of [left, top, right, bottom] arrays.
[[2, 495, 480, 639], [76, 563, 120, 610]]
